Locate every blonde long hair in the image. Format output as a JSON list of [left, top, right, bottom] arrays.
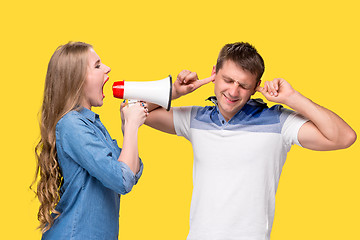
[[32, 41, 92, 232]]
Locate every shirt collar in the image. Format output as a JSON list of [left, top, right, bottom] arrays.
[[78, 107, 98, 123], [205, 96, 267, 123], [206, 96, 228, 124], [206, 96, 220, 112]]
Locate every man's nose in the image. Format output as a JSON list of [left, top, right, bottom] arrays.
[[228, 83, 240, 97]]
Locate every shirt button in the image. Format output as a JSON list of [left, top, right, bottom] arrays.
[[222, 120, 225, 124]]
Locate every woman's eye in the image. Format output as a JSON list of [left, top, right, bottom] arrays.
[[95, 65, 101, 69]]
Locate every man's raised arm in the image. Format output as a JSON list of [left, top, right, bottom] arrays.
[[257, 78, 357, 151]]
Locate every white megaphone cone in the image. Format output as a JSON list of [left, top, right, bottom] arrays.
[[112, 75, 172, 111]]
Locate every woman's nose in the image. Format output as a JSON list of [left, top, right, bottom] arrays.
[[104, 64, 111, 74]]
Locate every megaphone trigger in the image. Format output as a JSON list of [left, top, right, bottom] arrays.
[[127, 99, 139, 106]]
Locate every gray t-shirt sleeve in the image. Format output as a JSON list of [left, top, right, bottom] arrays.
[[280, 108, 309, 150], [173, 106, 193, 140]]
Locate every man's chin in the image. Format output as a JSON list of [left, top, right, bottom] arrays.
[[220, 100, 241, 110]]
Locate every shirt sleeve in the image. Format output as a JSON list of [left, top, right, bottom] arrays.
[[280, 107, 309, 150], [173, 106, 193, 140], [112, 138, 143, 185], [56, 115, 141, 195]]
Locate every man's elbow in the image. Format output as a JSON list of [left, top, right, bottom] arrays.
[[345, 130, 357, 148], [338, 129, 357, 149]]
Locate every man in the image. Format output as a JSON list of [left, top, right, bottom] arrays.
[[145, 42, 356, 240]]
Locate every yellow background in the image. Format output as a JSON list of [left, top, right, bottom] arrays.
[[1, 0, 359, 239]]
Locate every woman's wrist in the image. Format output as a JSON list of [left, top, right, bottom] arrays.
[[123, 121, 140, 132]]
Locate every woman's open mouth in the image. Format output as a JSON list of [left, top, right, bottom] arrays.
[[102, 77, 109, 98]]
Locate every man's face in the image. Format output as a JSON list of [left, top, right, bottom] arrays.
[[212, 60, 260, 121]]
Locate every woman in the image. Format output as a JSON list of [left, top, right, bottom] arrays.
[[33, 41, 147, 239]]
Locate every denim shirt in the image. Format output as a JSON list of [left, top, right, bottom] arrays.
[[42, 108, 143, 240]]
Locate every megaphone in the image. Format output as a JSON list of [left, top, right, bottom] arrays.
[[112, 75, 172, 111]]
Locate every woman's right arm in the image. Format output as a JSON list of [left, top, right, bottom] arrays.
[[57, 110, 145, 195], [118, 102, 148, 174]]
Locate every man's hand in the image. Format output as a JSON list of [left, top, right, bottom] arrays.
[[172, 70, 215, 99], [256, 78, 297, 105]]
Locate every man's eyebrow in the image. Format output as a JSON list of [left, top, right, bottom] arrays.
[[222, 75, 235, 82], [223, 75, 249, 88]]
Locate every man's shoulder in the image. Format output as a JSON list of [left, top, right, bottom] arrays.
[[173, 105, 216, 125], [174, 105, 211, 115]]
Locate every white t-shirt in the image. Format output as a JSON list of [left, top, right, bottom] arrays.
[[173, 99, 308, 240]]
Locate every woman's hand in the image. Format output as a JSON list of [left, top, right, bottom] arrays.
[[120, 101, 148, 132]]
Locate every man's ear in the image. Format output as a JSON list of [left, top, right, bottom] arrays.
[[252, 80, 262, 95], [211, 65, 216, 82]]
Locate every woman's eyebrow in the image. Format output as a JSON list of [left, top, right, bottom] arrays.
[[94, 59, 101, 66]]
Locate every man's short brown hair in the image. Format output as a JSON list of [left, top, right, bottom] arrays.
[[216, 42, 265, 83]]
